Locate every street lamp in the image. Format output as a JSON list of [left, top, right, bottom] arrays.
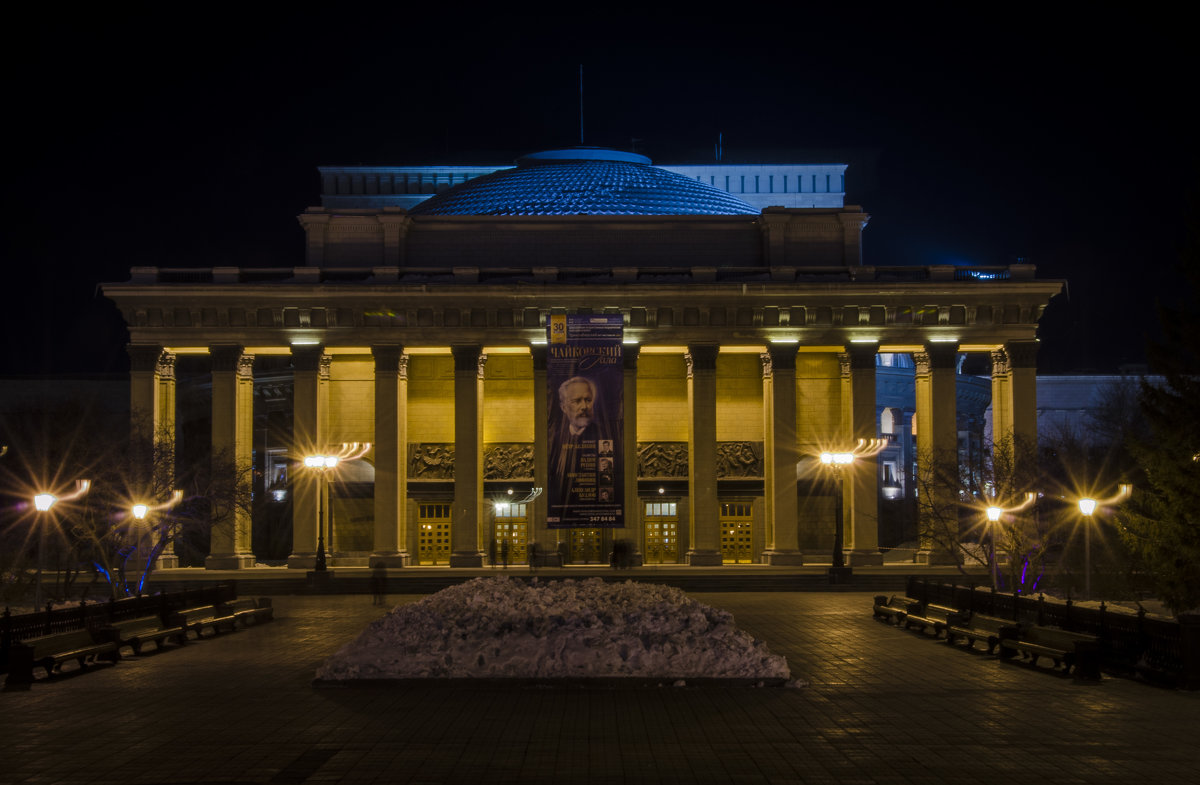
[[304, 443, 371, 572], [1077, 484, 1133, 601], [31, 479, 90, 608], [983, 493, 1035, 590], [819, 438, 887, 580], [129, 490, 184, 593]]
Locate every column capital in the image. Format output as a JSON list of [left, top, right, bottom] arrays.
[[915, 343, 958, 375], [990, 348, 1011, 376], [765, 343, 797, 372], [478, 352, 488, 380], [128, 344, 164, 373], [451, 344, 482, 373], [210, 344, 247, 373], [1005, 340, 1039, 369], [845, 342, 878, 371], [156, 350, 177, 380], [291, 344, 326, 372], [622, 344, 640, 371], [372, 344, 405, 373], [686, 344, 719, 373]]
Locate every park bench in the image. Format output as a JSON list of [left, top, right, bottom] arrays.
[[872, 595, 920, 625], [999, 625, 1101, 680], [904, 603, 967, 638], [219, 597, 274, 627], [945, 613, 1018, 654], [4, 628, 119, 688], [169, 604, 238, 639], [104, 616, 187, 655]]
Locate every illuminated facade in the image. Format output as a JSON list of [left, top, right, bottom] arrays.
[[103, 148, 1061, 569]]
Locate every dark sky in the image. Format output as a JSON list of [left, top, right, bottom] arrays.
[[4, 5, 1195, 375]]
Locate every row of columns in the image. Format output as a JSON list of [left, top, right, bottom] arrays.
[[127, 339, 1039, 568]]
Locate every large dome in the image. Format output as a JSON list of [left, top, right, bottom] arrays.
[[408, 148, 758, 216]]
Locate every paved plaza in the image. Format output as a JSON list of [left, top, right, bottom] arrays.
[[2, 590, 1198, 784]]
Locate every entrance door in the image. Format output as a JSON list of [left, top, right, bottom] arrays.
[[417, 503, 451, 565], [643, 501, 679, 564], [493, 502, 528, 565], [720, 502, 753, 564], [569, 529, 602, 563]]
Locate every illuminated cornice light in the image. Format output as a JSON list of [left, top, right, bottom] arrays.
[[768, 338, 799, 344], [928, 337, 959, 343], [290, 339, 320, 346], [622, 339, 640, 345], [849, 338, 879, 344]]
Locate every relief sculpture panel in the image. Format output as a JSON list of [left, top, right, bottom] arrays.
[[483, 443, 534, 480], [717, 441, 764, 478], [637, 442, 689, 478], [408, 443, 455, 479]]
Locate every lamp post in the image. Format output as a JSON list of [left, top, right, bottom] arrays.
[[985, 505, 1003, 589], [129, 490, 183, 593], [304, 443, 371, 572], [819, 438, 886, 582], [1077, 484, 1132, 601], [31, 479, 90, 608], [981, 492, 1035, 591]]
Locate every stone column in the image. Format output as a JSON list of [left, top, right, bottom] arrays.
[[530, 346, 550, 557], [371, 345, 408, 567], [686, 344, 722, 565], [128, 345, 180, 568], [206, 345, 255, 569], [1003, 340, 1041, 451], [762, 345, 803, 564], [623, 345, 643, 565], [287, 345, 325, 569], [450, 344, 484, 566], [914, 343, 959, 564], [846, 343, 883, 565]]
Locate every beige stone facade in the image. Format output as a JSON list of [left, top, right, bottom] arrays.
[[104, 172, 1061, 569]]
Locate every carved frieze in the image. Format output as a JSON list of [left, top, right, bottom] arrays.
[[637, 442, 689, 478], [408, 443, 455, 479], [483, 443, 534, 480], [717, 441, 764, 478]]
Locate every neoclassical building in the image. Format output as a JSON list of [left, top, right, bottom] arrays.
[[103, 148, 1061, 569]]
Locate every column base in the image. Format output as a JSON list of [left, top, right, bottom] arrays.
[[762, 549, 805, 566], [827, 566, 854, 584], [849, 549, 884, 566], [156, 555, 180, 570], [686, 550, 723, 566], [449, 552, 484, 567], [306, 570, 335, 591], [370, 552, 410, 568], [915, 548, 960, 565], [287, 553, 318, 570], [204, 553, 256, 570]]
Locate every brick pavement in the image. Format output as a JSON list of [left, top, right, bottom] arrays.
[[1, 591, 1198, 784]]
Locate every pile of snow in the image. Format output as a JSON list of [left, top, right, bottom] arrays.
[[316, 577, 791, 682]]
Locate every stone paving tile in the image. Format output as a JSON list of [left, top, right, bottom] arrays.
[[1, 591, 1199, 784]]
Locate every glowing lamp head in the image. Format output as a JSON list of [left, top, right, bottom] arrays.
[[132, 504, 149, 521], [821, 452, 854, 465], [34, 493, 57, 512], [986, 506, 1002, 522], [1078, 498, 1097, 516]]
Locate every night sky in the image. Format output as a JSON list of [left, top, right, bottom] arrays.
[[4, 6, 1194, 375]]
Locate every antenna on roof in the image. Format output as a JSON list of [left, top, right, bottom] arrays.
[[715, 132, 723, 162], [579, 64, 584, 146]]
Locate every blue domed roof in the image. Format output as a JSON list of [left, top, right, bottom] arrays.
[[409, 148, 758, 216]]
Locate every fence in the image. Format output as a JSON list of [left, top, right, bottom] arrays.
[[906, 577, 1200, 690], [0, 583, 237, 674]]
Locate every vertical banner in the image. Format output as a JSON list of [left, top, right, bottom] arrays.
[[547, 314, 624, 528]]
